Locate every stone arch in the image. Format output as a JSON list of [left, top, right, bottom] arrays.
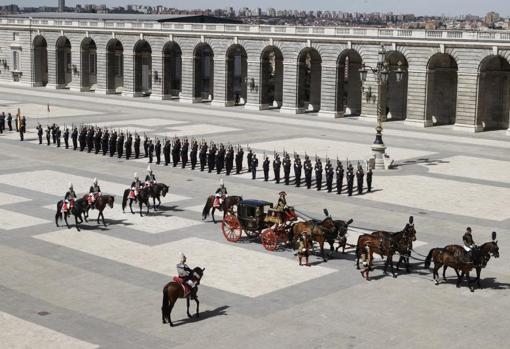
[[336, 49, 362, 116], [297, 47, 322, 112], [162, 41, 182, 98], [385, 51, 409, 120], [425, 53, 458, 126], [193, 42, 214, 102], [260, 45, 283, 109], [80, 37, 97, 91], [225, 44, 247, 106], [55, 36, 71, 88], [476, 55, 510, 131], [33, 35, 48, 87], [133, 39, 152, 96], [106, 38, 124, 94]]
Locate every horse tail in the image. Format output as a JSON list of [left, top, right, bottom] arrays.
[[202, 196, 212, 220], [122, 189, 129, 212], [55, 200, 63, 225], [425, 248, 436, 269]]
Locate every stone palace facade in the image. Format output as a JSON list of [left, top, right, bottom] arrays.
[[1, 13, 510, 133]]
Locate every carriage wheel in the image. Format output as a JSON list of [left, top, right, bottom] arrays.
[[261, 228, 278, 251], [221, 214, 242, 242]]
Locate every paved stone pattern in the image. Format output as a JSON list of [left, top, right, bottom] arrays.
[[0, 87, 509, 349]]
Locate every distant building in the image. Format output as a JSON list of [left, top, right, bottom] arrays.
[[484, 11, 500, 25]]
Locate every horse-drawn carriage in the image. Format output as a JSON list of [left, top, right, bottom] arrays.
[[221, 199, 300, 251]]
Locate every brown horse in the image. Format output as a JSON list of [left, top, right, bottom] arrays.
[[424, 248, 481, 292], [355, 216, 416, 277], [442, 234, 499, 288], [322, 209, 354, 255], [82, 194, 115, 226], [202, 195, 242, 223], [161, 267, 205, 327], [290, 216, 337, 262]]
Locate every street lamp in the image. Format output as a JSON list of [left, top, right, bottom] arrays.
[[359, 44, 402, 170]]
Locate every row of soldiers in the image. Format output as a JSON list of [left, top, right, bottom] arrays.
[[255, 152, 372, 195], [35, 124, 373, 195]]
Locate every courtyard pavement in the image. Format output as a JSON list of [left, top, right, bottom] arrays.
[[0, 84, 509, 349]]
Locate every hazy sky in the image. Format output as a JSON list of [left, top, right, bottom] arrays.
[[4, 1, 510, 17]]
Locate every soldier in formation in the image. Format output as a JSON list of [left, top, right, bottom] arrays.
[[325, 159, 334, 193], [347, 163, 355, 196], [336, 160, 344, 194], [315, 157, 323, 191], [356, 163, 364, 195], [273, 153, 281, 184], [225, 145, 234, 176]]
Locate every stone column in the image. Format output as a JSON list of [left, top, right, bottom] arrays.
[[211, 57, 227, 107], [404, 68, 427, 127], [244, 59, 261, 110], [68, 38, 81, 92], [318, 62, 338, 118], [95, 48, 107, 94], [179, 54, 194, 103], [122, 52, 135, 97], [454, 69, 478, 132], [280, 61, 298, 114], [46, 47, 57, 89], [150, 50, 164, 100]]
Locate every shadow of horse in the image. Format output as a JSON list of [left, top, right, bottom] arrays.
[[170, 305, 229, 327], [472, 277, 510, 290], [154, 205, 185, 213]]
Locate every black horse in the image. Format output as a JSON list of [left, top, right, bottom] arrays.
[[122, 183, 169, 216], [322, 209, 353, 255], [55, 198, 89, 231], [202, 195, 243, 223], [122, 187, 151, 217], [147, 183, 169, 210]]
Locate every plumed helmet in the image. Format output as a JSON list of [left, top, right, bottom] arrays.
[[147, 165, 152, 173], [220, 178, 224, 187], [134, 172, 138, 179], [93, 178, 98, 185], [179, 252, 187, 263], [68, 182, 73, 189], [279, 191, 287, 196]]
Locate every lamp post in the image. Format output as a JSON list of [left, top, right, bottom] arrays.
[[359, 45, 404, 170]]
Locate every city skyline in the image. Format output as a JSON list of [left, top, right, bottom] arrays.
[[5, 0, 510, 17]]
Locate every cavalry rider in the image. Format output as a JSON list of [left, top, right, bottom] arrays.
[[176, 252, 196, 291], [129, 173, 143, 200], [463, 227, 476, 252], [88, 178, 102, 209], [63, 182, 77, 213], [213, 179, 228, 208], [145, 166, 157, 188]]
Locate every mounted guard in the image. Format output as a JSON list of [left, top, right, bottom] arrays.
[[213, 179, 228, 208], [88, 178, 102, 209], [174, 253, 197, 296], [63, 182, 76, 213], [145, 166, 157, 188], [129, 173, 142, 200]]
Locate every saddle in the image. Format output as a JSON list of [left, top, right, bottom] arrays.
[[172, 276, 192, 297], [62, 200, 75, 213]]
